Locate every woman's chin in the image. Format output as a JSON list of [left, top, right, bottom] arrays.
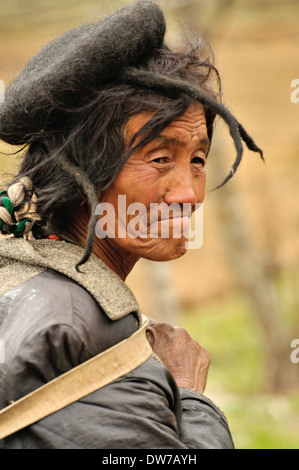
[[129, 237, 189, 262]]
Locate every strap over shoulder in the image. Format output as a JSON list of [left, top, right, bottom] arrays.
[[0, 320, 152, 440]]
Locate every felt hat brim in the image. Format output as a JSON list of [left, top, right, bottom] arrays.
[[0, 1, 166, 145]]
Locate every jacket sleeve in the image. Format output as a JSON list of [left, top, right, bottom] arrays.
[[4, 325, 234, 449], [178, 388, 234, 448], [3, 321, 183, 449], [1, 272, 234, 449]]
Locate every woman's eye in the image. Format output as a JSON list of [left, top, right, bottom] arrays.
[[191, 156, 205, 166], [152, 157, 169, 164]]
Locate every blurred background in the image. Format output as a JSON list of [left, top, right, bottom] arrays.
[[0, 0, 298, 449]]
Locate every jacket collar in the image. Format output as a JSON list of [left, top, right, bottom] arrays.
[[0, 238, 142, 323]]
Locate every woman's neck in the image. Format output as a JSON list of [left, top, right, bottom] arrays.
[[64, 199, 138, 281]]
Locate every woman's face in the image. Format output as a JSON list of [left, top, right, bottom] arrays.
[[98, 105, 209, 262]]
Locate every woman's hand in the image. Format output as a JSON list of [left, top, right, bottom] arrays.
[[146, 320, 211, 395]]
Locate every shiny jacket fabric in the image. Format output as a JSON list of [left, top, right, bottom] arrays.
[[0, 239, 234, 449]]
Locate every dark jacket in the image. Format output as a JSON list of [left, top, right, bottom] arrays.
[[0, 239, 234, 449]]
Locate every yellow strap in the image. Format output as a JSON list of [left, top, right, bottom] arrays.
[[0, 320, 152, 440]]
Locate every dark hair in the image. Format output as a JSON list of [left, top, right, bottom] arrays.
[[12, 44, 219, 230], [4, 39, 262, 268]]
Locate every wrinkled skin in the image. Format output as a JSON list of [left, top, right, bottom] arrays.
[[71, 105, 212, 393], [146, 319, 211, 394]]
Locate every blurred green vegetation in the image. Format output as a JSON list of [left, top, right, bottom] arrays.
[[183, 295, 265, 395], [183, 294, 299, 449]]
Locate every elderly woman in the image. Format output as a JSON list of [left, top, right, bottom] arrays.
[[0, 1, 262, 449]]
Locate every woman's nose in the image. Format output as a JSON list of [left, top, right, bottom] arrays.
[[164, 185, 197, 206], [163, 174, 201, 206]]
